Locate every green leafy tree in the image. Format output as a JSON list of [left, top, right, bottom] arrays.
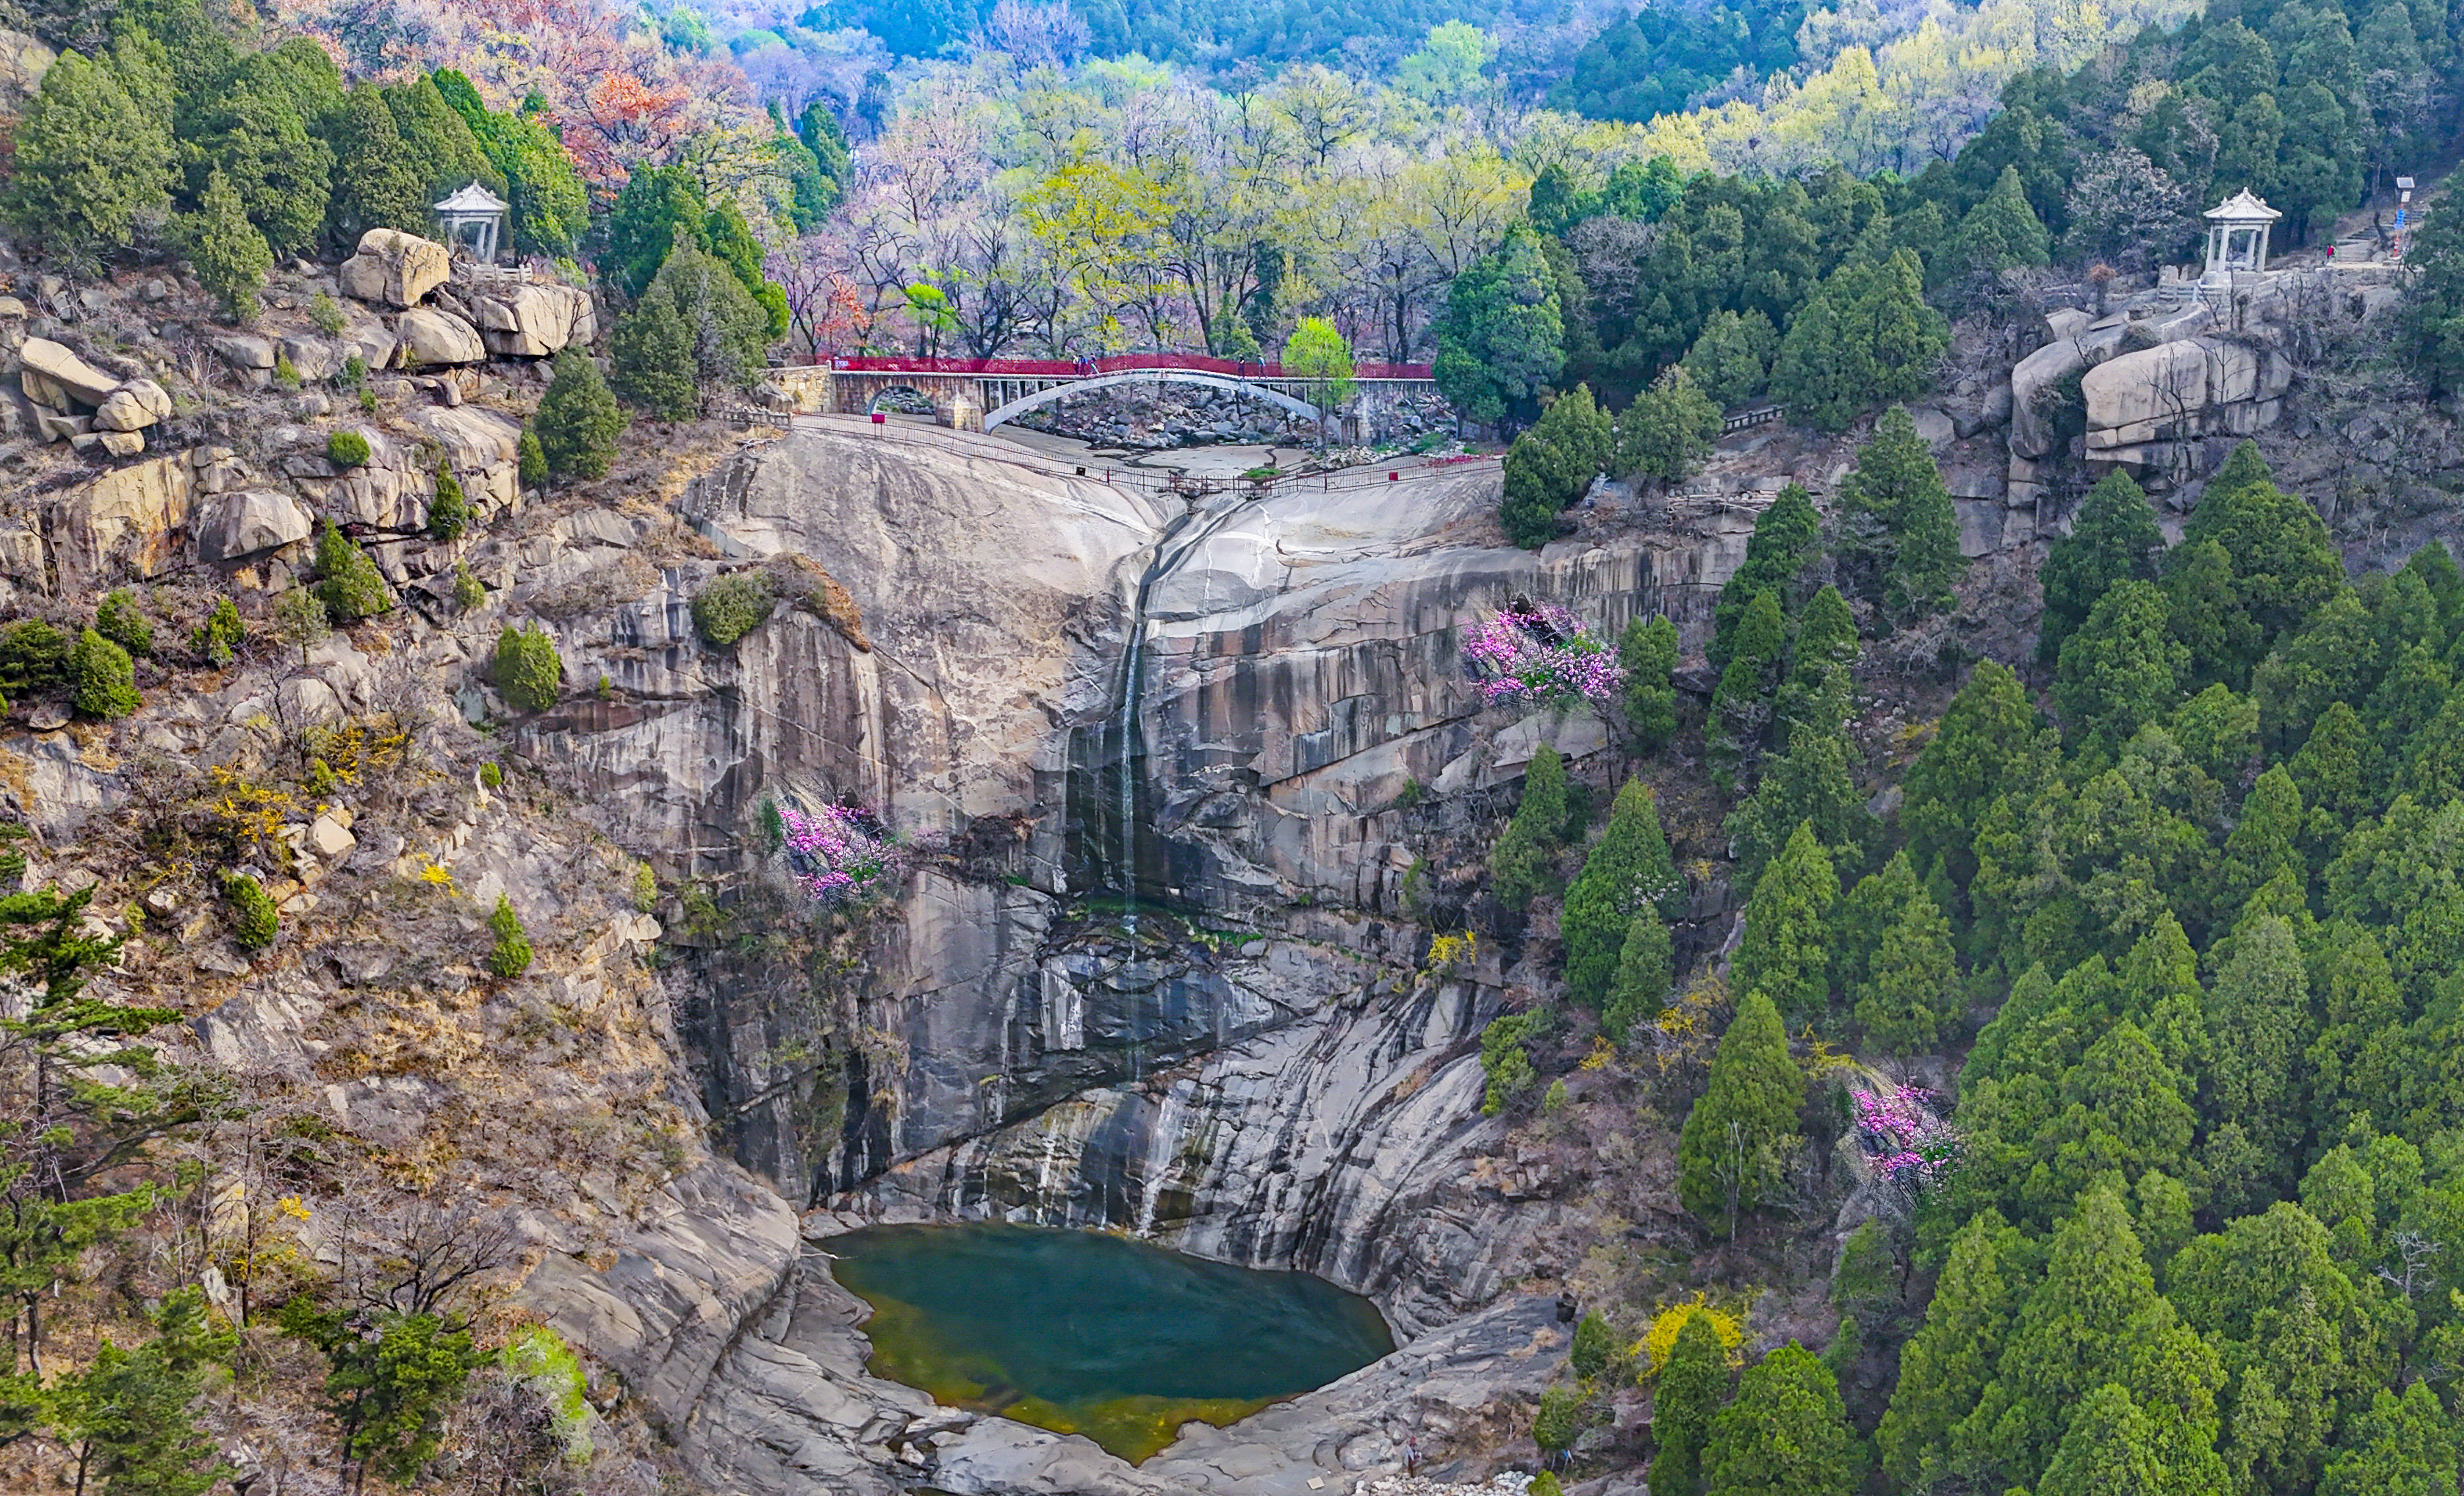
[[1836, 406, 1963, 625], [431, 70, 588, 257], [1489, 742, 1570, 912], [1702, 1343, 1857, 1496], [1571, 1311, 1614, 1379], [3, 50, 174, 254], [486, 894, 533, 978], [517, 429, 548, 490], [1602, 910, 1674, 1044], [49, 1289, 234, 1496], [382, 75, 503, 213], [2040, 469, 2165, 664], [185, 166, 273, 323], [1877, 1208, 2023, 1490], [1677, 989, 1802, 1235], [1619, 615, 1680, 751], [1500, 385, 1613, 548], [2056, 581, 2186, 749], [69, 629, 139, 720], [1652, 1308, 1731, 1496], [313, 522, 392, 623], [1616, 369, 1721, 483], [1282, 317, 1355, 451], [1434, 223, 1565, 428], [1788, 585, 1859, 688], [534, 350, 624, 483], [491, 624, 562, 713], [1769, 249, 1948, 432], [1561, 778, 1681, 1008], [1480, 1010, 1543, 1115], [1710, 484, 1820, 669], [195, 598, 243, 669], [1682, 309, 1780, 410], [1733, 821, 1836, 1020], [282, 1303, 487, 1488]]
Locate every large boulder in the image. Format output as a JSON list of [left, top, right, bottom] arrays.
[[211, 332, 276, 372], [2081, 337, 2293, 454], [195, 489, 315, 562], [94, 379, 172, 432], [51, 454, 193, 581], [470, 282, 596, 357], [338, 229, 452, 309], [19, 337, 119, 410], [394, 308, 486, 367]]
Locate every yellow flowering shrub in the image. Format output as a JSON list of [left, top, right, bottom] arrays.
[[1638, 1294, 1744, 1376]]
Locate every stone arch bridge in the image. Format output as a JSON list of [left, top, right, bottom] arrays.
[[763, 354, 1436, 435]]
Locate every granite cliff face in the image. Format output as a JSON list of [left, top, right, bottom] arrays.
[[488, 421, 1754, 1490]]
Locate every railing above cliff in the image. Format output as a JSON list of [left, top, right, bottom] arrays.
[[811, 354, 1436, 381]]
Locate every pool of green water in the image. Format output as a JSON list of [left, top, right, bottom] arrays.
[[824, 1222, 1395, 1462]]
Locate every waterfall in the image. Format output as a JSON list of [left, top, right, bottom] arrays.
[[1033, 1116, 1066, 1226], [1134, 1084, 1186, 1237]]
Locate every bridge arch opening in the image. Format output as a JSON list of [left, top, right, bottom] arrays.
[[980, 370, 1323, 431], [865, 385, 940, 416]]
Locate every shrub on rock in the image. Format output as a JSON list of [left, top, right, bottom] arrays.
[[312, 521, 390, 622], [223, 871, 279, 950], [70, 628, 140, 719], [486, 894, 533, 978], [691, 574, 774, 648], [492, 623, 561, 712], [326, 429, 371, 468], [94, 590, 153, 657]]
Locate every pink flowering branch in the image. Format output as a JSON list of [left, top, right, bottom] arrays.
[[1462, 602, 1626, 712], [779, 803, 904, 907], [1853, 1084, 1959, 1189]]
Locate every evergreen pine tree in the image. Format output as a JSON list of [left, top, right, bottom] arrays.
[[1602, 910, 1674, 1044], [1500, 385, 1613, 548], [69, 628, 140, 720], [2175, 443, 2345, 682], [1434, 224, 1566, 428], [1830, 848, 1920, 1000], [1701, 1343, 1857, 1496], [1677, 990, 1802, 1235], [1939, 164, 2053, 299], [1903, 660, 2054, 893], [2252, 589, 2377, 756], [1681, 308, 1780, 410], [2036, 1383, 2169, 1496], [1726, 668, 1869, 888], [50, 1288, 234, 1496], [1651, 1309, 1732, 1496], [1562, 778, 1680, 1007], [1837, 406, 1963, 625], [1617, 369, 1723, 483], [1710, 589, 1785, 789], [2318, 1384, 2456, 1496], [1620, 615, 1680, 751], [1857, 878, 1958, 1053], [1877, 1208, 2023, 1490], [1985, 1188, 2227, 1490], [2293, 699, 2376, 825], [1489, 743, 1570, 912], [1711, 485, 1821, 669], [2199, 914, 2312, 1190], [3, 51, 174, 254], [2218, 764, 2305, 914], [611, 284, 700, 420], [184, 167, 271, 322], [2056, 580, 2186, 748], [178, 50, 334, 255], [1788, 585, 1859, 688], [534, 350, 624, 482], [324, 84, 431, 243], [1733, 821, 1836, 1021], [2040, 469, 2165, 664], [1769, 249, 1948, 432]]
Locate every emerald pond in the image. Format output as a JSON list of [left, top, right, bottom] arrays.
[[824, 1222, 1395, 1462]]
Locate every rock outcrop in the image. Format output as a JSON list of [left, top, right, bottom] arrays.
[[193, 489, 316, 562], [395, 307, 488, 367], [2082, 334, 2295, 471], [339, 228, 453, 309], [53, 454, 193, 581], [20, 336, 121, 408], [469, 280, 598, 356]]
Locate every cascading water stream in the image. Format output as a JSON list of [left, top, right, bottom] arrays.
[[1134, 1083, 1186, 1237]]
